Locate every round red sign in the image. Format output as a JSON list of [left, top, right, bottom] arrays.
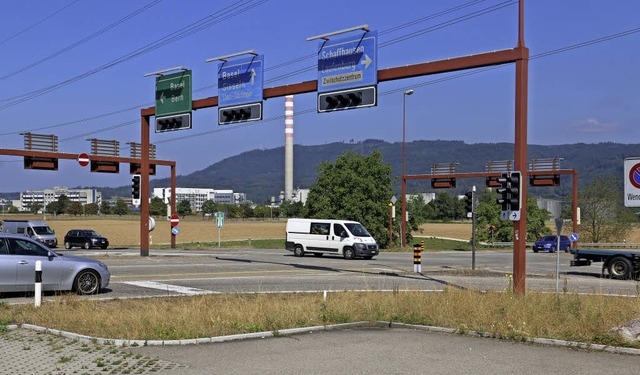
[[78, 153, 90, 167], [170, 214, 180, 227]]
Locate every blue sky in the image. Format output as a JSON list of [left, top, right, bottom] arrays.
[[0, 0, 638, 193]]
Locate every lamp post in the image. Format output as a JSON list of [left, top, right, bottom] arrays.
[[401, 89, 414, 248]]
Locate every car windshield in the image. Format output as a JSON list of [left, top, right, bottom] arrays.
[[33, 226, 54, 235], [83, 230, 100, 236], [543, 236, 556, 241], [345, 223, 371, 237]]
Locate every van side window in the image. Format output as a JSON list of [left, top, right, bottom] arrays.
[[310, 223, 330, 235], [334, 224, 347, 237], [17, 227, 25, 234]]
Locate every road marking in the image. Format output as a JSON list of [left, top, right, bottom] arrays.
[[123, 281, 217, 296]]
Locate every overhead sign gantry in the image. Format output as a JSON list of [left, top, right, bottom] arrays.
[[145, 67, 193, 133], [308, 25, 378, 113], [206, 50, 264, 125]]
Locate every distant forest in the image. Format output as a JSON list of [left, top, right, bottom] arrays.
[[2, 140, 637, 204]]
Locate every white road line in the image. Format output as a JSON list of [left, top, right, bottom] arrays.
[[123, 281, 217, 296]]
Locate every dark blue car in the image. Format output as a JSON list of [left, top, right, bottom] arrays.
[[532, 235, 571, 253]]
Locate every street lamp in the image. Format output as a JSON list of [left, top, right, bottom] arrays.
[[401, 89, 414, 248]]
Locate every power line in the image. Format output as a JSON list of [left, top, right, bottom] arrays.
[[0, 0, 163, 81], [7, 0, 499, 135], [0, 0, 81, 47], [0, 0, 268, 109]]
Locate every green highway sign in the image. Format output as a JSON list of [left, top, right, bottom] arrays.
[[155, 70, 192, 117]]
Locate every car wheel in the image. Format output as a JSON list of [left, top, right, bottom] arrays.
[[608, 256, 632, 280], [64, 242, 71, 250], [74, 270, 100, 295], [101, 245, 108, 250], [293, 245, 304, 257], [84, 242, 91, 250], [532, 248, 539, 253], [363, 256, 373, 260], [343, 247, 355, 260]]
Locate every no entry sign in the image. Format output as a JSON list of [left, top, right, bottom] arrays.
[[170, 214, 180, 227], [78, 153, 89, 167]]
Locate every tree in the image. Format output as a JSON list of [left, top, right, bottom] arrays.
[[150, 197, 167, 217], [429, 192, 465, 221], [45, 202, 58, 215], [56, 195, 70, 214], [474, 189, 551, 243], [579, 176, 634, 243], [29, 203, 43, 214], [303, 150, 395, 248], [201, 200, 218, 217], [406, 195, 435, 236], [67, 201, 83, 216], [280, 200, 304, 218], [112, 199, 130, 216], [100, 201, 111, 215], [177, 200, 192, 216], [85, 203, 99, 215]]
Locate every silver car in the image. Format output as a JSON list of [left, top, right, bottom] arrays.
[[0, 233, 110, 295]]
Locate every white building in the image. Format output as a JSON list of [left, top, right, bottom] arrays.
[[152, 187, 246, 212], [19, 186, 102, 211], [279, 188, 310, 205]]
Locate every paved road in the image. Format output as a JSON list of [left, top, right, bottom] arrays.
[[126, 327, 640, 374], [2, 248, 637, 304]]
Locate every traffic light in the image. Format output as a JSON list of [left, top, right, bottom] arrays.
[[464, 191, 474, 216], [318, 86, 377, 113], [507, 171, 522, 211], [131, 174, 141, 200], [496, 172, 509, 212], [155, 113, 192, 133], [218, 103, 262, 125]]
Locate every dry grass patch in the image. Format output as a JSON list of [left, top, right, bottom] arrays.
[[1, 290, 639, 347]]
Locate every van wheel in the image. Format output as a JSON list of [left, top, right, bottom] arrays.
[[64, 242, 71, 250], [294, 245, 304, 257], [343, 247, 355, 260], [84, 242, 91, 250], [608, 256, 632, 280]]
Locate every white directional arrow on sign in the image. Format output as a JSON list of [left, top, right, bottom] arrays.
[[160, 91, 165, 104], [361, 54, 372, 69]]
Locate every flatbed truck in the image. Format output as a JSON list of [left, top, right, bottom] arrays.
[[570, 249, 640, 280]]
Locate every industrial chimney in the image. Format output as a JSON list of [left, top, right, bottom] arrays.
[[284, 95, 294, 201]]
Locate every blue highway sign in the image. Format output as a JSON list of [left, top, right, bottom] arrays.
[[218, 55, 264, 107], [317, 31, 377, 93]]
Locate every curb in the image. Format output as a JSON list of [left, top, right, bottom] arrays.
[[13, 321, 640, 355]]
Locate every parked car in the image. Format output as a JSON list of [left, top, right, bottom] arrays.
[[63, 229, 109, 250], [532, 235, 571, 253], [0, 233, 110, 295]]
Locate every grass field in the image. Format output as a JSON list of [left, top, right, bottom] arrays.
[[3, 215, 640, 248]]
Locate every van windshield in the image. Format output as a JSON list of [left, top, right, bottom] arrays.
[[345, 223, 370, 237], [33, 226, 54, 235]]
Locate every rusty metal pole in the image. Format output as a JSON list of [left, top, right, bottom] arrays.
[[171, 163, 176, 249], [512, 0, 529, 294], [572, 170, 578, 244], [140, 114, 150, 256]]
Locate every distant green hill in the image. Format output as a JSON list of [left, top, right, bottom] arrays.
[[7, 140, 636, 204]]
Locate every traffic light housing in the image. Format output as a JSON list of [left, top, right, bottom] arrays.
[[155, 113, 192, 133], [507, 171, 522, 211], [496, 172, 509, 211], [318, 86, 377, 113], [464, 191, 474, 217], [218, 103, 262, 125], [131, 174, 141, 200]]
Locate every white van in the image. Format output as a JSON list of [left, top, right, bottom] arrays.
[[1, 220, 58, 248], [285, 218, 379, 260]]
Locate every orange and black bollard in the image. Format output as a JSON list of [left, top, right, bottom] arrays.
[[413, 244, 422, 273]]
